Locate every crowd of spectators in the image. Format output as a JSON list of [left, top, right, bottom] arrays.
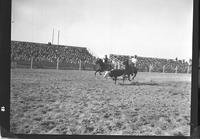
[[11, 41, 191, 73], [11, 41, 96, 69], [109, 54, 191, 73]]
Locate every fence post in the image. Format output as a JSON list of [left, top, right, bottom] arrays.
[[30, 57, 33, 69], [162, 65, 165, 73], [187, 65, 190, 73], [149, 65, 150, 72], [56, 58, 59, 70], [149, 64, 152, 72], [79, 60, 82, 70], [175, 66, 178, 73]]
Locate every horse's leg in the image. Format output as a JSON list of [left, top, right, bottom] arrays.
[[115, 77, 117, 84], [130, 73, 133, 80], [95, 69, 100, 76], [123, 75, 125, 84], [95, 71, 97, 76], [132, 71, 137, 80], [128, 74, 131, 81], [132, 73, 136, 80]]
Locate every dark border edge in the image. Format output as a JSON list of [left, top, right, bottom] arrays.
[[0, 0, 199, 138], [190, 0, 199, 136], [0, 0, 11, 137]]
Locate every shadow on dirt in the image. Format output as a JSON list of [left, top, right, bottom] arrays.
[[119, 81, 159, 86]]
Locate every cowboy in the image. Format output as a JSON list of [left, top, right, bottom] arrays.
[[104, 55, 108, 64], [131, 55, 137, 67], [128, 55, 137, 68], [104, 55, 108, 69]]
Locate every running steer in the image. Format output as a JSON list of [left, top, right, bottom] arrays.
[[104, 69, 125, 84]]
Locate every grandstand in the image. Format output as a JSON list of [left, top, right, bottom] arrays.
[[10, 41, 191, 73], [109, 54, 191, 73], [11, 41, 96, 70]]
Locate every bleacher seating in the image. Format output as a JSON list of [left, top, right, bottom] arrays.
[[11, 41, 96, 70], [109, 54, 191, 73]]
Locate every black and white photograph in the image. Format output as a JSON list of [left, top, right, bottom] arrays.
[[10, 0, 193, 136]]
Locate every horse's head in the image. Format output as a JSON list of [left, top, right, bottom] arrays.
[[96, 58, 103, 65], [95, 58, 100, 64]]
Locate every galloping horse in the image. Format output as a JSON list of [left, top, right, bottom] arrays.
[[123, 60, 138, 81], [94, 58, 112, 76]]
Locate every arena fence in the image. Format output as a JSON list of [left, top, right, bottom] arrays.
[[11, 59, 95, 71]]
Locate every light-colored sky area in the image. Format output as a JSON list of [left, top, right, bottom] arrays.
[[11, 0, 193, 60]]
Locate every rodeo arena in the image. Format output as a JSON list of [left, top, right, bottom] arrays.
[[10, 40, 191, 136]]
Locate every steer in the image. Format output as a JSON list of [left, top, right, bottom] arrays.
[[104, 69, 125, 84]]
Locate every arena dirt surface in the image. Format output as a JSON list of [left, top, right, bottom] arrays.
[[10, 68, 191, 136]]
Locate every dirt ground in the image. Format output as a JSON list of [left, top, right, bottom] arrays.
[[10, 69, 191, 136]]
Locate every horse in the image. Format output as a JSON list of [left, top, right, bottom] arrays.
[[94, 58, 112, 76], [122, 60, 138, 81]]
